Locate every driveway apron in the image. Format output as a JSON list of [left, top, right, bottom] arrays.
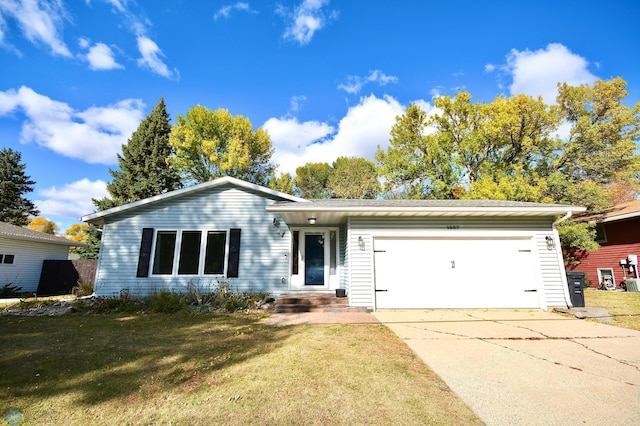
[[374, 309, 640, 426]]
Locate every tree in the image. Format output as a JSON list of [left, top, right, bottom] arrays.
[[375, 103, 459, 199], [72, 224, 101, 259], [267, 171, 295, 195], [329, 156, 381, 199], [94, 98, 181, 210], [65, 223, 90, 245], [294, 162, 333, 198], [27, 217, 58, 234], [555, 77, 640, 186], [0, 148, 39, 225], [169, 106, 275, 185]]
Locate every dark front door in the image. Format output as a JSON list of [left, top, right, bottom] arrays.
[[305, 234, 325, 285]]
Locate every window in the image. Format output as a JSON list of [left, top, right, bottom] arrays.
[[594, 225, 607, 243], [292, 231, 299, 275], [204, 231, 227, 274], [0, 254, 15, 264], [145, 229, 238, 277], [152, 231, 177, 275], [178, 231, 202, 275]]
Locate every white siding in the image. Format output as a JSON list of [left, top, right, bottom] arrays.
[[0, 237, 71, 292], [94, 186, 291, 297], [346, 216, 569, 310]]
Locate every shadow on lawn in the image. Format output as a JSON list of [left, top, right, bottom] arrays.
[[0, 312, 292, 410]]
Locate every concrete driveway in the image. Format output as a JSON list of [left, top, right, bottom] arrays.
[[373, 309, 640, 426]]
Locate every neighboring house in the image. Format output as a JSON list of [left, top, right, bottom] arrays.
[[568, 200, 640, 289], [0, 221, 84, 293], [81, 177, 584, 310]]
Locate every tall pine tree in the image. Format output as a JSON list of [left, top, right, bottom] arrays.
[[94, 97, 181, 210], [0, 148, 39, 226]]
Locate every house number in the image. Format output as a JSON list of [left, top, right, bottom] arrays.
[[446, 225, 460, 230]]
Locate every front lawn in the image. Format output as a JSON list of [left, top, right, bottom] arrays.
[[585, 289, 640, 330], [0, 312, 480, 425]]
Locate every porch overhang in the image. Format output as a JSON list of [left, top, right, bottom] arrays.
[[266, 199, 585, 227]]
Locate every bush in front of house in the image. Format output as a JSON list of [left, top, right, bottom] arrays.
[[0, 283, 23, 298], [151, 290, 187, 313]]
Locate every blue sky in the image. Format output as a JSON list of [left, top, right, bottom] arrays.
[[1, 0, 639, 232]]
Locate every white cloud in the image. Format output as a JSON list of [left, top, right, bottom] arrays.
[[503, 43, 598, 102], [265, 94, 431, 175], [0, 0, 72, 57], [214, 2, 254, 20], [137, 36, 177, 79], [83, 41, 124, 70], [96, 0, 178, 79], [338, 70, 398, 94], [484, 63, 496, 72], [264, 117, 334, 153], [35, 178, 109, 219], [0, 86, 145, 164], [278, 0, 337, 45]]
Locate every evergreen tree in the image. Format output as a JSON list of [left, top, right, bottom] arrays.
[[0, 148, 39, 226], [94, 97, 181, 210], [74, 224, 102, 259]]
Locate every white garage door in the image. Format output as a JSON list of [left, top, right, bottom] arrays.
[[374, 237, 540, 309]]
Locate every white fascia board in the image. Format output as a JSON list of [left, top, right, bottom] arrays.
[[81, 176, 308, 223], [600, 210, 640, 223], [267, 205, 586, 217]]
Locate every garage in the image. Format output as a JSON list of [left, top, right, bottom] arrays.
[[374, 237, 540, 309]]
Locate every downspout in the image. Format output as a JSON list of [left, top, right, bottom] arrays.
[[553, 211, 574, 308]]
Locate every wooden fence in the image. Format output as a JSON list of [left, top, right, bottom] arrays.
[[37, 259, 98, 296]]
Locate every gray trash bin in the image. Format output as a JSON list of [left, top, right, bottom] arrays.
[[566, 271, 585, 307]]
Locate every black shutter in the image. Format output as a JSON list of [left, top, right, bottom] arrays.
[[136, 228, 154, 278], [227, 228, 241, 278]]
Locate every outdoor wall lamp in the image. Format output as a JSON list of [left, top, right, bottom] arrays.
[[308, 217, 316, 225], [545, 235, 555, 250], [358, 235, 365, 251]]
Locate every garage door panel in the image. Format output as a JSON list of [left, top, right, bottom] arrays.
[[374, 238, 539, 309]]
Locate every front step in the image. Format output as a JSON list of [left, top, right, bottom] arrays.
[[274, 293, 368, 313]]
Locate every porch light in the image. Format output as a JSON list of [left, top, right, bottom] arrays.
[[545, 235, 555, 250], [358, 235, 365, 251], [308, 217, 316, 225]]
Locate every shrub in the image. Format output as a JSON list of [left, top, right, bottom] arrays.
[[151, 291, 186, 313], [73, 283, 94, 297], [0, 283, 23, 298]]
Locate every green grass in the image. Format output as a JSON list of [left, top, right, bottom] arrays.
[[585, 289, 640, 330], [0, 312, 481, 425]]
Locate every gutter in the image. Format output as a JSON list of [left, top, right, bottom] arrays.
[[553, 210, 573, 227], [552, 211, 574, 308]]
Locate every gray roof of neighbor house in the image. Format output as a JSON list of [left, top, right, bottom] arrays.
[[0, 221, 84, 246], [267, 198, 586, 225]]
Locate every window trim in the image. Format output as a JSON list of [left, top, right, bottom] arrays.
[[149, 228, 230, 277], [0, 254, 15, 265]]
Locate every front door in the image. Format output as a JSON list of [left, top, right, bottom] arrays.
[[290, 228, 339, 290], [305, 234, 325, 285]]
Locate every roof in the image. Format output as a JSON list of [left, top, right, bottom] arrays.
[[81, 176, 308, 225], [0, 221, 84, 247], [267, 198, 585, 225], [576, 200, 640, 224]]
